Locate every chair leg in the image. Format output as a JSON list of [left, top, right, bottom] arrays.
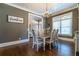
[[32, 43, 34, 48], [55, 41, 58, 48], [37, 44, 38, 52], [56, 40, 60, 52], [55, 41, 57, 48], [50, 43, 51, 50], [43, 43, 45, 51], [56, 40, 59, 48], [53, 42, 55, 47], [56, 41, 58, 48], [58, 41, 61, 53]]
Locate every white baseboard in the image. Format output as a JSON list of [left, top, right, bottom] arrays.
[[59, 37, 74, 42], [0, 39, 29, 48]]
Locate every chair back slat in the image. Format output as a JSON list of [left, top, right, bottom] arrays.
[[32, 29, 38, 43], [51, 29, 58, 41]]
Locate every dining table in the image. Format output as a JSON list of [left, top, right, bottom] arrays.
[[39, 33, 50, 51]]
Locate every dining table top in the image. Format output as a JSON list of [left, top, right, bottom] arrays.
[[39, 33, 50, 39]]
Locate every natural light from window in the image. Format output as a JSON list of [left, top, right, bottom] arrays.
[[52, 12, 72, 36]]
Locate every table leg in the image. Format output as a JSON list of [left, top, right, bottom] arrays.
[[43, 38, 45, 51]]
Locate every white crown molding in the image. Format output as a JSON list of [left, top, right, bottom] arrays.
[[4, 3, 42, 17], [0, 39, 29, 47], [51, 4, 78, 16], [4, 3, 78, 17]]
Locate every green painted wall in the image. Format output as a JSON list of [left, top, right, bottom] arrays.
[[0, 3, 28, 43]]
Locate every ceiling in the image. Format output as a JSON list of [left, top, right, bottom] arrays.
[[10, 3, 77, 16]]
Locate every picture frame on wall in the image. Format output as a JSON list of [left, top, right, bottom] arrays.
[[8, 15, 24, 24]]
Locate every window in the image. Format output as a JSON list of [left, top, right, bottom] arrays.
[[53, 16, 61, 34], [52, 12, 72, 36]]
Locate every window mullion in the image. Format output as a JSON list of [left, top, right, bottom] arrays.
[[60, 18, 62, 34]]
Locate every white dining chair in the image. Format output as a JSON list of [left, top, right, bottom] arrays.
[[53, 29, 59, 48], [32, 29, 45, 52], [45, 29, 59, 50]]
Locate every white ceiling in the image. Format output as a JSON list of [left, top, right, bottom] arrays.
[[10, 3, 77, 15]]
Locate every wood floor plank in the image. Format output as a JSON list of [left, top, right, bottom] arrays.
[[0, 40, 74, 56]]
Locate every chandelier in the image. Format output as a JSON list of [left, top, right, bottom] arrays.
[[43, 3, 51, 17]]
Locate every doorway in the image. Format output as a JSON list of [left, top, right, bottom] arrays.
[[28, 13, 43, 39]]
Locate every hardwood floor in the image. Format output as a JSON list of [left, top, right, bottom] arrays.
[[0, 39, 75, 56]]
